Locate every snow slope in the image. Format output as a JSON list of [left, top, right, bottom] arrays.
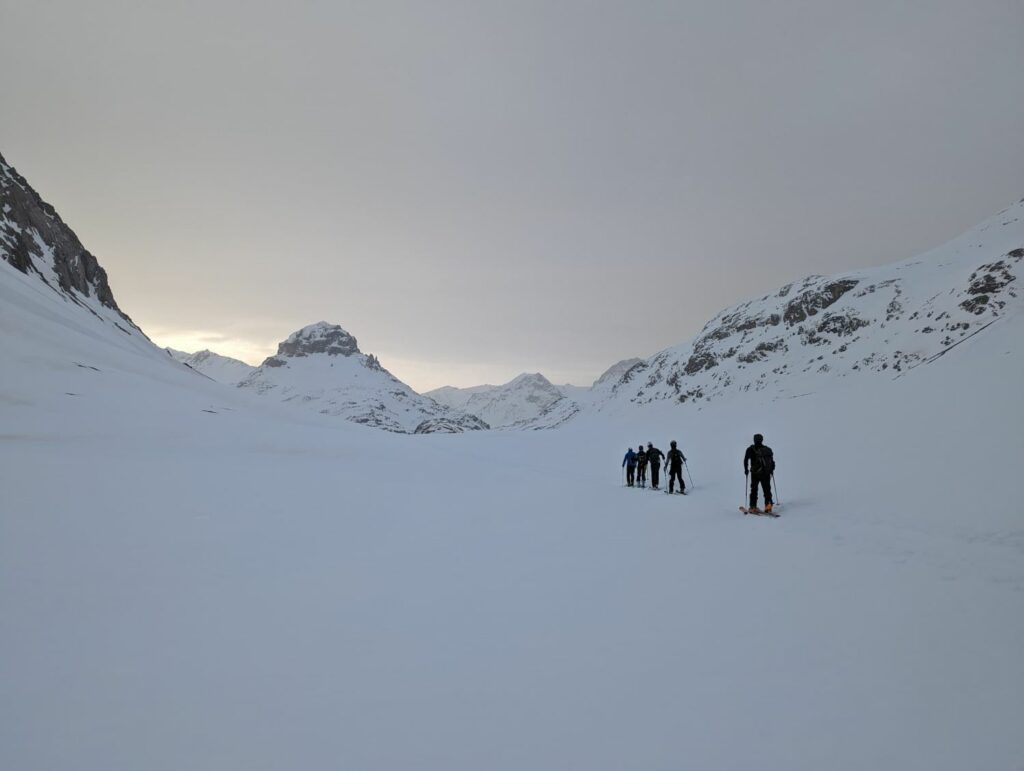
[[238, 322, 489, 433], [2, 278, 1022, 770], [604, 199, 1024, 406], [2, 153, 1023, 769], [167, 347, 256, 385], [592, 356, 643, 388]]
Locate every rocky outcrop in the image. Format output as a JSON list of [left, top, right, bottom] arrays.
[[268, 322, 360, 360], [0, 152, 137, 330]]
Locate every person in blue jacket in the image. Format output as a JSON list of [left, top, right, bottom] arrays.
[[622, 447, 637, 487]]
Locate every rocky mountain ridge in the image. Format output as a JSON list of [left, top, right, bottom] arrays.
[[238, 322, 489, 433], [603, 198, 1024, 406], [0, 152, 143, 339]]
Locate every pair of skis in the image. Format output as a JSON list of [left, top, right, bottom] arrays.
[[739, 506, 780, 518]]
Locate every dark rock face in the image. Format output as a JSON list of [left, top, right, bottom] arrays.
[[815, 312, 870, 337], [737, 338, 785, 364], [275, 323, 360, 358], [0, 152, 133, 325], [783, 279, 860, 326], [960, 249, 1021, 315], [415, 415, 491, 434]]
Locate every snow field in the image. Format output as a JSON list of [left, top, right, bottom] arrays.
[[2, 293, 1022, 770]]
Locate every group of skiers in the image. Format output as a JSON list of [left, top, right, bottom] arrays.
[[622, 433, 777, 514], [622, 440, 689, 494]]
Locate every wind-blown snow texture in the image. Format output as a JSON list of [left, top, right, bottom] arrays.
[[167, 348, 256, 386], [1, 153, 1023, 770], [238, 322, 489, 433]]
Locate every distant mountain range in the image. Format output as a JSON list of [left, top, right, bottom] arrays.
[[424, 358, 643, 430], [3, 148, 1021, 434]]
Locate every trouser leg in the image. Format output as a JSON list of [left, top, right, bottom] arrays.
[[669, 468, 683, 492], [749, 473, 771, 507], [627, 466, 635, 486], [650, 465, 659, 487]]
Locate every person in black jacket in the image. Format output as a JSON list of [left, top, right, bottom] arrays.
[[665, 440, 687, 494], [743, 433, 775, 513], [646, 443, 664, 489], [635, 444, 648, 488]]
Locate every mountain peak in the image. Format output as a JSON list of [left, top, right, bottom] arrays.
[[593, 358, 643, 388], [508, 372, 552, 387], [269, 322, 360, 362]]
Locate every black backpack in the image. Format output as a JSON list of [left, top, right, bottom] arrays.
[[751, 445, 775, 474]]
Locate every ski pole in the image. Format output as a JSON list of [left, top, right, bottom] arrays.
[[772, 472, 780, 504], [684, 459, 694, 489], [744, 472, 748, 506]]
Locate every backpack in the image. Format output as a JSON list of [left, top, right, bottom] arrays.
[[751, 445, 775, 474]]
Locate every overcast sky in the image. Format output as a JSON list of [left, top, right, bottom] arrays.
[[2, 0, 1022, 390]]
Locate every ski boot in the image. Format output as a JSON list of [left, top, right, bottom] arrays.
[[765, 503, 773, 514]]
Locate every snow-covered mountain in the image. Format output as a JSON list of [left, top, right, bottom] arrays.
[[1, 151, 153, 351], [167, 348, 256, 385], [426, 372, 580, 429], [592, 357, 643, 389], [237, 322, 489, 433], [425, 358, 641, 427], [604, 198, 1024, 406]]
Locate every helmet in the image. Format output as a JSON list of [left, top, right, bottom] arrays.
[[670, 440, 677, 448], [753, 433, 764, 445], [647, 442, 653, 448]]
